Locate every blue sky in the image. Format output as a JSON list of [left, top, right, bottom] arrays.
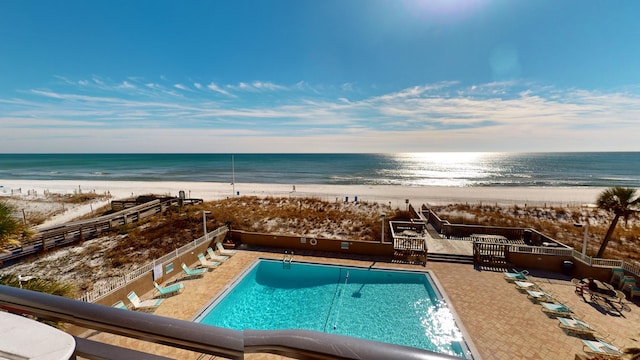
[[2, 0, 640, 153]]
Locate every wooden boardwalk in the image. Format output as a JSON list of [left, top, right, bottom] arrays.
[[0, 197, 199, 267]]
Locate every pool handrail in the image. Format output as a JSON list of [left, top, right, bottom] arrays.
[[0, 285, 462, 360]]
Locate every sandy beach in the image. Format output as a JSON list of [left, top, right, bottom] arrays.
[[0, 179, 605, 208]]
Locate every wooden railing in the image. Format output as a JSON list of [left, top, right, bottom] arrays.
[[0, 199, 178, 266], [393, 237, 425, 252], [424, 206, 640, 278]]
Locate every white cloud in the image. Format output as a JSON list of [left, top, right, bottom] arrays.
[[4, 79, 640, 152], [252, 81, 286, 91], [119, 81, 136, 89], [341, 82, 354, 91], [207, 82, 233, 96], [226, 81, 287, 92]]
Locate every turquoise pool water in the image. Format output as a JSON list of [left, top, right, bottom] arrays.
[[195, 259, 472, 359]]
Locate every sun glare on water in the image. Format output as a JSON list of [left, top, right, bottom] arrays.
[[404, 152, 488, 164], [388, 152, 501, 187]]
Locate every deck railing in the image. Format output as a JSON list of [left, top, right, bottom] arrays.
[[1, 285, 459, 360], [424, 207, 640, 278]]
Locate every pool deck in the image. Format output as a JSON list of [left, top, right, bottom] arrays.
[[77, 249, 640, 360]]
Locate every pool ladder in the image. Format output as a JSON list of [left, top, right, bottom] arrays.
[[283, 251, 294, 269]]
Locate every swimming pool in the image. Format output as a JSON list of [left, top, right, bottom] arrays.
[[195, 259, 474, 359]]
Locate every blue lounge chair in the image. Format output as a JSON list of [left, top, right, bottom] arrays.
[[540, 302, 573, 317], [582, 339, 622, 358], [126, 291, 163, 312], [153, 281, 185, 297], [526, 290, 554, 303], [207, 247, 229, 262], [503, 270, 529, 282], [181, 263, 207, 278], [514, 281, 538, 291], [558, 317, 595, 336], [197, 253, 220, 269], [610, 268, 625, 283], [618, 276, 635, 289], [216, 242, 237, 256], [112, 300, 128, 310], [625, 284, 640, 299]]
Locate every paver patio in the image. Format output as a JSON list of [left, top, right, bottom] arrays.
[[76, 249, 640, 360]]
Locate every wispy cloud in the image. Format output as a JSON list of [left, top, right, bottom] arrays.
[[207, 82, 233, 96], [226, 81, 287, 92], [119, 81, 136, 89], [2, 77, 640, 152], [251, 81, 286, 91]]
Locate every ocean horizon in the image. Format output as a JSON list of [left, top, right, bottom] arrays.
[[1, 152, 639, 188]]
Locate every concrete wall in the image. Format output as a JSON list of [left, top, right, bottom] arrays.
[[509, 253, 574, 273], [230, 230, 394, 257], [509, 252, 632, 283]]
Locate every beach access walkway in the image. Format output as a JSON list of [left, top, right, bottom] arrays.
[[424, 232, 474, 257]]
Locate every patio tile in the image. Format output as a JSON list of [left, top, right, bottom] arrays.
[[76, 250, 640, 360]]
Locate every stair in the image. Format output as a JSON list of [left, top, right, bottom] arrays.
[[427, 253, 475, 264]]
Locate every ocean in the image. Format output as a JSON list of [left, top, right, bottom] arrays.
[[0, 152, 639, 188]]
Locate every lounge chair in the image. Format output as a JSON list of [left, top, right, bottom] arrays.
[[216, 242, 237, 256], [526, 290, 554, 303], [621, 278, 637, 291], [153, 281, 185, 297], [582, 339, 622, 359], [540, 302, 573, 318], [618, 276, 635, 289], [514, 281, 538, 291], [625, 284, 640, 299], [207, 247, 229, 262], [610, 268, 625, 283], [112, 300, 128, 310], [197, 253, 221, 269], [558, 317, 595, 337], [181, 263, 207, 278], [503, 270, 529, 282], [126, 291, 164, 312]]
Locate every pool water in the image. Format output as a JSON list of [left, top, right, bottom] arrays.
[[195, 259, 472, 358]]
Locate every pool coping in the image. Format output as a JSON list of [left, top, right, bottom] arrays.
[[193, 257, 482, 360]]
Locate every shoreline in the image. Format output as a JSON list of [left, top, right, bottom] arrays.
[[0, 179, 605, 208]]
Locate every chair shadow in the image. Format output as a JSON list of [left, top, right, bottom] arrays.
[[587, 296, 626, 318]]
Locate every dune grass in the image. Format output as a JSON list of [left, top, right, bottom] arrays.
[[0, 273, 76, 328], [104, 196, 397, 268]]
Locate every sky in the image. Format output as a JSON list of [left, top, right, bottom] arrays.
[[1, 0, 640, 153]]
